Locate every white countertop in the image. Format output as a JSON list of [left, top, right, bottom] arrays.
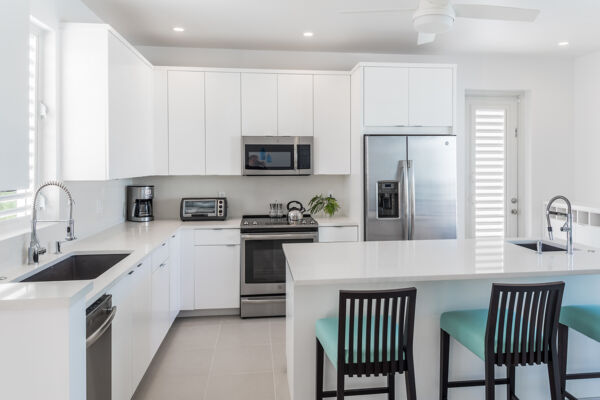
[[283, 238, 600, 286], [0, 218, 241, 306], [314, 216, 359, 227]]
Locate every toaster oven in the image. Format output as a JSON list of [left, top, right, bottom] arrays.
[[180, 198, 227, 221]]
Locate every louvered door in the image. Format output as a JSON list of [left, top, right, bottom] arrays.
[[467, 97, 519, 238]]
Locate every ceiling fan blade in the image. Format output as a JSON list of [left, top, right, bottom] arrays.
[[338, 8, 415, 14], [453, 4, 540, 22], [417, 32, 436, 45]]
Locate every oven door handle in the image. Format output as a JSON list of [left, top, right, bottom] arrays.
[[241, 233, 318, 241]]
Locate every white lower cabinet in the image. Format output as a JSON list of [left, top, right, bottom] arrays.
[[151, 259, 171, 355], [169, 233, 181, 324], [130, 257, 152, 390], [109, 267, 135, 400], [194, 244, 240, 309], [318, 226, 359, 243]]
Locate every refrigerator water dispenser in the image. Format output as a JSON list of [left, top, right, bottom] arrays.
[[377, 181, 399, 218]]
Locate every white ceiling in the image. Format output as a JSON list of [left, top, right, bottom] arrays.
[[82, 0, 600, 56]]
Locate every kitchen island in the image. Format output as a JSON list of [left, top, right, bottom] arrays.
[[284, 238, 600, 400]]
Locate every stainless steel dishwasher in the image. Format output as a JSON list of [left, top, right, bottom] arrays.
[[86, 294, 117, 400]]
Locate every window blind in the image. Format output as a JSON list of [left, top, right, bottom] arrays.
[[0, 32, 38, 221], [472, 108, 506, 238]]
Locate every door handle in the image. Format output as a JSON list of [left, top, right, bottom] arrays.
[[408, 160, 415, 240], [399, 160, 409, 239]]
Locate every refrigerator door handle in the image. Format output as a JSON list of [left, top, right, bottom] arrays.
[[400, 160, 410, 239], [408, 160, 415, 240]]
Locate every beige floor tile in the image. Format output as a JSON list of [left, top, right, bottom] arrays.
[[151, 346, 214, 376], [271, 341, 287, 372], [162, 321, 220, 350], [211, 344, 273, 375], [274, 372, 291, 400], [217, 319, 270, 347], [133, 372, 208, 400], [269, 318, 286, 343], [205, 372, 275, 400]]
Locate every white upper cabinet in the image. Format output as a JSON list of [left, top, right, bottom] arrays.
[[409, 67, 453, 127], [61, 24, 153, 181], [205, 72, 241, 175], [241, 73, 277, 136], [278, 74, 313, 136], [168, 71, 206, 175], [314, 75, 351, 175], [364, 67, 409, 127]]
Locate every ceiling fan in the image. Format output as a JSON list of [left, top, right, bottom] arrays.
[[340, 0, 540, 45]]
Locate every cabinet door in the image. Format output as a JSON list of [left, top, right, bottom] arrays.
[[169, 233, 181, 324], [205, 72, 241, 175], [318, 226, 358, 243], [151, 261, 170, 355], [109, 270, 135, 400], [409, 68, 453, 127], [278, 74, 313, 136], [168, 71, 206, 175], [194, 245, 240, 309], [241, 73, 277, 136], [364, 67, 409, 127], [131, 258, 152, 389], [314, 75, 351, 175]]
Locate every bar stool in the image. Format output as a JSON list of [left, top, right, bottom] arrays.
[[558, 305, 600, 399], [439, 281, 565, 400], [315, 288, 417, 400]]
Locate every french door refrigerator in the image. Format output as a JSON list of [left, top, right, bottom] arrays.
[[364, 135, 457, 241]]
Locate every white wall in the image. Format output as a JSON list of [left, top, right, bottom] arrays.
[[573, 50, 600, 209], [134, 175, 350, 219], [138, 45, 575, 238]]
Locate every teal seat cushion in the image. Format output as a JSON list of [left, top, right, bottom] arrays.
[[316, 317, 404, 369], [441, 309, 488, 360], [560, 305, 600, 343]]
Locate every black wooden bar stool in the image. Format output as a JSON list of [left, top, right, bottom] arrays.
[[440, 281, 565, 400], [315, 287, 417, 400]]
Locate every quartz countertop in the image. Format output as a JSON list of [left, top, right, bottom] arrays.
[[283, 238, 600, 286], [0, 218, 241, 306]]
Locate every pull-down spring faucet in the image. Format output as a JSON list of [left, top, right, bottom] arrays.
[[28, 181, 77, 264], [545, 195, 573, 255]]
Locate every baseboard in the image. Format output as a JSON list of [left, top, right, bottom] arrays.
[[177, 308, 240, 318]]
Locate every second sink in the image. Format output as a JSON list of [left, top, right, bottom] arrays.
[[21, 252, 131, 282]]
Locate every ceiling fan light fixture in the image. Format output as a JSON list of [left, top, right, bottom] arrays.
[[557, 41, 569, 47], [413, 13, 454, 34]]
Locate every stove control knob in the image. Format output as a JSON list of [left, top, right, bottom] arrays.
[[252, 221, 258, 225], [243, 221, 249, 225], [310, 220, 316, 224], [302, 220, 307, 224]]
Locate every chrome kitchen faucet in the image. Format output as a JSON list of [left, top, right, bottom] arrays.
[[28, 180, 76, 264], [545, 195, 573, 255]]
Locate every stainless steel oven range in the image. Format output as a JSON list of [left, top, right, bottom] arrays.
[[240, 215, 318, 318]]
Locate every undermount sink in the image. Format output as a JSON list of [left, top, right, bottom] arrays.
[[21, 253, 131, 282], [508, 240, 568, 252]]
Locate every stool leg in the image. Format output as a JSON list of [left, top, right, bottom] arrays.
[[558, 324, 569, 397], [507, 365, 515, 400], [337, 364, 345, 400], [440, 329, 450, 400], [485, 355, 495, 400], [548, 358, 562, 400], [316, 339, 324, 400], [388, 373, 395, 400]]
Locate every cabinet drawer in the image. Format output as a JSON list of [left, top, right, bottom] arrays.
[[152, 240, 169, 270], [194, 229, 240, 245], [318, 226, 358, 243]]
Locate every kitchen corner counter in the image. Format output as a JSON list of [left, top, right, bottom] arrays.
[[313, 216, 359, 227]]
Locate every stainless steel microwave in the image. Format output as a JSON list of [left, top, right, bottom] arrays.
[[180, 198, 227, 221], [242, 136, 313, 176]]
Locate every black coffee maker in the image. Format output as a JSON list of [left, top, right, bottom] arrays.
[[127, 185, 154, 222]]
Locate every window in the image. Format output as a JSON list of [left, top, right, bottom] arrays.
[[467, 96, 519, 238], [0, 27, 43, 222]]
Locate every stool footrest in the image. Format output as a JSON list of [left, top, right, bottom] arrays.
[[565, 390, 578, 400], [448, 378, 509, 388], [566, 372, 600, 380], [322, 387, 389, 397]]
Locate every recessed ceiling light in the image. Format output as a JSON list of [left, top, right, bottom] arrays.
[[173, 27, 185, 32], [557, 41, 569, 47], [303, 32, 314, 37]]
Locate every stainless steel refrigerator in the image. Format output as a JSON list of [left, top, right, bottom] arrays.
[[364, 135, 457, 241]]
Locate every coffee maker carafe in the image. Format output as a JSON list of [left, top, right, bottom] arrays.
[[127, 185, 154, 222]]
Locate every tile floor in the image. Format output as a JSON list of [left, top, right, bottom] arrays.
[[133, 316, 289, 400]]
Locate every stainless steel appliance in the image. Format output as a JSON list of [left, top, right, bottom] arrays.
[[180, 198, 227, 221], [127, 185, 154, 222], [364, 135, 457, 241], [86, 294, 117, 400], [240, 215, 318, 318], [242, 136, 313, 176]]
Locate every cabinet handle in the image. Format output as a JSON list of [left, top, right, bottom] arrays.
[[172, 234, 176, 238], [137, 263, 143, 268], [128, 270, 134, 275], [161, 242, 166, 247], [159, 263, 166, 268]]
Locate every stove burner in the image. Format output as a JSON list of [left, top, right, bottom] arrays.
[[241, 214, 318, 231]]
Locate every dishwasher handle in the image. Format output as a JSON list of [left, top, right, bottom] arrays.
[[86, 306, 117, 348]]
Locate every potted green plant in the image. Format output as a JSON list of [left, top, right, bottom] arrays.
[[308, 194, 340, 217]]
